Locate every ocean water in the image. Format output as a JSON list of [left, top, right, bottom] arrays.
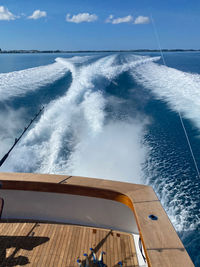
[[0, 52, 200, 265]]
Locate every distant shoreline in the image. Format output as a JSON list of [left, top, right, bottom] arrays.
[[0, 49, 200, 54]]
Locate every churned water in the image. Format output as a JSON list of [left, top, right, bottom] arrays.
[[0, 52, 199, 265]]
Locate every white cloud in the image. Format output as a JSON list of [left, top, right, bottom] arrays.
[[66, 13, 98, 23], [105, 14, 114, 23], [106, 15, 133, 24], [113, 15, 133, 24], [28, 10, 47, 20], [134, 16, 150, 24], [0, 6, 16, 21]]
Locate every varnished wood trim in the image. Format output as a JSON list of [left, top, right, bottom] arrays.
[[0, 180, 159, 266], [0, 174, 194, 266], [0, 198, 4, 219], [0, 180, 132, 206]]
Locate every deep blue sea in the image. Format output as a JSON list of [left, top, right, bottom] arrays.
[[0, 52, 200, 265]]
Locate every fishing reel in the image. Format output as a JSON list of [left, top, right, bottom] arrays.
[[77, 248, 106, 267], [77, 248, 123, 267]]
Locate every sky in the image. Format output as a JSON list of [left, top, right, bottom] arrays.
[[0, 0, 200, 50]]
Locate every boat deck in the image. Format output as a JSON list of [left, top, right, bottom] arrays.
[[0, 172, 194, 266], [0, 221, 138, 267]]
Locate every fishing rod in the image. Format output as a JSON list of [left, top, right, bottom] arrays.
[[0, 106, 44, 168]]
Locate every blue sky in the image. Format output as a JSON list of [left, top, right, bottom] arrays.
[[0, 0, 200, 50]]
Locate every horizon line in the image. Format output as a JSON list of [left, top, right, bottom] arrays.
[[1, 48, 200, 54]]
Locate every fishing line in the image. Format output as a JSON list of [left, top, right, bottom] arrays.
[[0, 107, 45, 262], [150, 15, 167, 66], [0, 107, 44, 168], [150, 14, 200, 180]]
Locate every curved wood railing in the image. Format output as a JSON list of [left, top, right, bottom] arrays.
[[0, 172, 194, 267]]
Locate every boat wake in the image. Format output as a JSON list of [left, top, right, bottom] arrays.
[[0, 60, 69, 101], [131, 59, 200, 129], [0, 54, 200, 256], [1, 54, 151, 183]]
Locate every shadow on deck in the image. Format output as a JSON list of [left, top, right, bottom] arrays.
[[0, 236, 49, 266]]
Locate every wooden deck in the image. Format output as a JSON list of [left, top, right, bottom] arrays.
[[0, 172, 194, 266], [0, 221, 138, 267]]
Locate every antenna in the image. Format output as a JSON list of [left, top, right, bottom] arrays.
[[0, 106, 44, 168]]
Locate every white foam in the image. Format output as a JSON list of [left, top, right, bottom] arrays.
[[2, 54, 148, 185], [3, 54, 198, 233], [0, 107, 26, 158], [131, 59, 200, 231], [65, 120, 147, 183], [81, 91, 105, 133], [56, 55, 94, 64], [132, 61, 200, 129], [120, 54, 160, 73], [0, 60, 69, 101], [1, 55, 116, 172]]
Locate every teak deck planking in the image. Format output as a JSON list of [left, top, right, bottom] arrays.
[[0, 172, 195, 266], [0, 222, 138, 267]]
